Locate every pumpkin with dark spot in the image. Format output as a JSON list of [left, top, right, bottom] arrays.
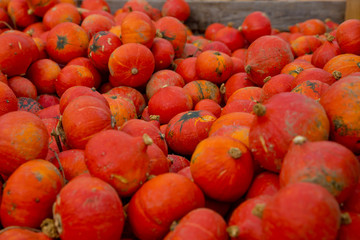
[[323, 54, 360, 78], [249, 92, 330, 172], [320, 75, 360, 154], [18, 97, 43, 114], [280, 59, 314, 78], [292, 67, 338, 89], [183, 80, 221, 105], [53, 175, 124, 240], [46, 22, 89, 65], [103, 94, 137, 129], [127, 173, 205, 240], [190, 136, 254, 202], [85, 130, 150, 197], [0, 160, 64, 228], [195, 50, 233, 84], [0, 111, 48, 176], [107, 86, 146, 116], [88, 31, 122, 72], [165, 110, 217, 156], [281, 136, 360, 204], [291, 80, 329, 101]]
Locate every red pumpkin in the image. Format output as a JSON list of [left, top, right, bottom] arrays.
[[191, 136, 254, 202], [175, 57, 199, 83], [155, 16, 187, 58], [23, 22, 47, 37], [0, 111, 48, 176], [221, 100, 255, 115], [164, 208, 228, 240], [168, 154, 190, 173], [240, 11, 272, 43], [80, 0, 110, 12], [223, 72, 255, 102], [280, 136, 360, 203], [0, 81, 18, 116], [103, 94, 136, 129], [227, 86, 262, 104], [204, 22, 225, 40], [202, 41, 232, 56], [249, 92, 330, 172], [122, 0, 153, 17], [298, 19, 326, 35], [36, 104, 60, 119], [62, 95, 112, 149], [26, 59, 61, 94], [120, 118, 168, 155], [337, 211, 360, 240], [88, 31, 122, 72], [291, 80, 329, 100], [53, 175, 124, 240], [194, 99, 221, 118], [291, 35, 323, 57], [42, 3, 81, 29], [292, 67, 338, 89], [127, 173, 205, 240], [51, 149, 88, 181], [0, 227, 52, 239], [0, 160, 64, 228], [227, 195, 273, 240], [107, 86, 146, 116], [81, 14, 115, 39], [85, 130, 150, 197], [336, 19, 360, 55], [146, 142, 170, 175], [262, 182, 341, 240], [148, 86, 193, 124], [183, 80, 221, 105], [46, 22, 89, 64], [8, 76, 37, 99], [146, 69, 185, 99], [162, 0, 190, 22], [311, 34, 341, 68], [166, 110, 217, 156], [245, 36, 294, 87], [320, 75, 360, 154], [209, 112, 254, 136], [67, 57, 103, 89], [151, 37, 175, 71], [121, 11, 155, 47], [343, 180, 360, 213], [280, 59, 315, 78], [246, 172, 280, 199], [108, 43, 155, 88], [37, 94, 59, 108], [323, 54, 360, 78], [214, 24, 246, 52], [7, 0, 38, 28], [196, 50, 233, 84], [260, 74, 294, 102], [27, 0, 58, 17]]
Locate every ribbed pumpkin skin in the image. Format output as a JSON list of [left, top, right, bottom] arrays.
[[183, 80, 221, 105], [62, 95, 112, 149], [190, 136, 254, 202], [0, 227, 52, 240], [320, 76, 360, 154], [108, 43, 155, 88], [0, 160, 64, 228], [85, 130, 150, 197], [0, 111, 48, 176], [103, 94, 137, 129], [165, 110, 217, 156], [336, 19, 360, 55], [164, 208, 228, 240], [127, 173, 205, 240], [53, 175, 124, 240], [323, 54, 360, 78], [249, 92, 330, 172], [262, 182, 341, 240], [280, 138, 360, 203], [228, 195, 273, 240], [245, 36, 294, 87]]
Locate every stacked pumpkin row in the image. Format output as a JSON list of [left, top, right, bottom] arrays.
[[0, 0, 360, 239]]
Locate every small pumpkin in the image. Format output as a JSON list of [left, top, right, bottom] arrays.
[[245, 172, 280, 199], [0, 81, 18, 117], [194, 99, 221, 118], [240, 11, 272, 43], [291, 80, 329, 101], [175, 57, 199, 83], [103, 94, 137, 129], [0, 227, 52, 239], [107, 86, 146, 116], [8, 76, 37, 99], [51, 149, 88, 181], [290, 35, 323, 57], [260, 74, 294, 102], [161, 0, 190, 22], [223, 72, 255, 102], [151, 37, 175, 71], [183, 80, 221, 105], [323, 54, 360, 78], [214, 24, 246, 52], [81, 14, 115, 39], [7, 0, 38, 28], [42, 3, 81, 29], [26, 0, 58, 17], [204, 22, 225, 41], [311, 34, 341, 68]]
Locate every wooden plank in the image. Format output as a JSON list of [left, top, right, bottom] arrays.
[[106, 1, 346, 32], [345, 0, 360, 20]]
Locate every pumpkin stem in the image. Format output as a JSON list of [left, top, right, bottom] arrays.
[[295, 67, 304, 74], [226, 225, 240, 238], [143, 133, 154, 146], [50, 129, 63, 153], [155, 29, 163, 38], [292, 135, 307, 145], [170, 220, 178, 231], [131, 68, 138, 75], [41, 218, 60, 239], [325, 18, 331, 22], [332, 71, 342, 80], [147, 174, 156, 180], [253, 103, 266, 117], [252, 203, 266, 218], [245, 65, 251, 74], [27, 8, 34, 15], [228, 147, 242, 159], [0, 21, 13, 30], [53, 213, 63, 236], [50, 148, 67, 184], [227, 22, 234, 28], [325, 33, 335, 42], [263, 76, 271, 83], [341, 212, 352, 225], [111, 115, 116, 129], [77, 7, 89, 14], [238, 26, 243, 32], [219, 83, 226, 94], [150, 115, 160, 121]]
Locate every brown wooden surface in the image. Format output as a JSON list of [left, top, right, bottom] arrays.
[[345, 0, 360, 20], [107, 0, 346, 32]]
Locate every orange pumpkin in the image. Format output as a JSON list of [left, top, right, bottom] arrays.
[[80, 0, 110, 12], [8, 76, 37, 99], [146, 69, 185, 99], [183, 80, 221, 105], [0, 160, 64, 228], [103, 94, 137, 129], [208, 111, 255, 136], [67, 57, 103, 90], [151, 37, 175, 71], [280, 59, 315, 78], [0, 81, 18, 116], [0, 227, 52, 239], [336, 19, 360, 55], [7, 0, 38, 28], [42, 3, 81, 29], [107, 86, 146, 116], [121, 11, 156, 48], [194, 99, 221, 118], [175, 57, 200, 83], [291, 35, 323, 57], [81, 14, 115, 39], [46, 22, 89, 64], [227, 86, 262, 104], [323, 54, 360, 78], [108, 43, 155, 88], [298, 19, 326, 35], [291, 80, 330, 101], [23, 22, 47, 38], [27, 0, 58, 17]]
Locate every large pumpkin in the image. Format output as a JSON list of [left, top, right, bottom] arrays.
[[0, 111, 48, 176], [0, 160, 64, 228], [127, 173, 205, 240], [249, 92, 329, 172], [320, 75, 360, 154]]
